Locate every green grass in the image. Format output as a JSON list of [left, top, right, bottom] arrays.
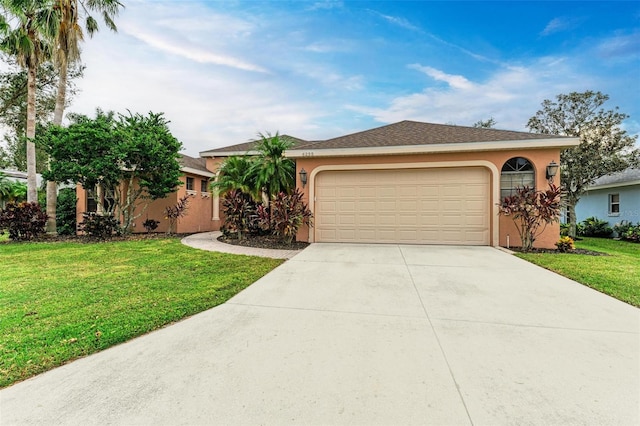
[[517, 238, 640, 307], [0, 238, 282, 388]]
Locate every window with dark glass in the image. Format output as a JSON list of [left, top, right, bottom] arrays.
[[609, 194, 620, 215], [186, 177, 195, 191], [201, 179, 209, 193], [87, 189, 97, 212], [500, 157, 535, 200]]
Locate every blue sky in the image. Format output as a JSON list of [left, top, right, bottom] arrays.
[[64, 0, 640, 155]]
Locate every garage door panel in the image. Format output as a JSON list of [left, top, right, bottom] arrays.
[[315, 168, 490, 245]]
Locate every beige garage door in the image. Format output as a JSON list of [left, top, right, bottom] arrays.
[[315, 167, 490, 245]]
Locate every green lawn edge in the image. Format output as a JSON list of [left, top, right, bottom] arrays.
[[0, 238, 283, 388], [516, 238, 640, 308]]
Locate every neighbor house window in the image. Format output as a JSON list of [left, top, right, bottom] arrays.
[[500, 157, 535, 200], [201, 179, 209, 193], [609, 194, 620, 215], [186, 177, 195, 191]]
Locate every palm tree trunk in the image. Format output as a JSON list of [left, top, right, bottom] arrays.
[[44, 63, 69, 233], [26, 63, 37, 203]]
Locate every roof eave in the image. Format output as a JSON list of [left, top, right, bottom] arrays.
[[181, 166, 215, 178], [285, 138, 580, 158], [587, 180, 640, 191], [199, 150, 260, 158]]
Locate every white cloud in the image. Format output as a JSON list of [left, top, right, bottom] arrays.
[[354, 58, 595, 131], [409, 65, 475, 90], [541, 17, 583, 36], [373, 12, 420, 32], [123, 25, 268, 73]]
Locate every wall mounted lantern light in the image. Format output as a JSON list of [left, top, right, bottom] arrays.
[[299, 168, 308, 188], [546, 160, 559, 183]]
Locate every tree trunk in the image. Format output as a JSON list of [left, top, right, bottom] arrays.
[[26, 64, 38, 203], [568, 202, 577, 238], [45, 63, 69, 233]]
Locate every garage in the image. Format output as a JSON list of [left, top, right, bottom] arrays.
[[314, 167, 490, 245]]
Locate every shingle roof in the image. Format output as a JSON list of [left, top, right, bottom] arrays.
[[294, 120, 566, 150], [200, 121, 571, 157], [590, 167, 640, 187], [179, 154, 209, 173], [200, 135, 309, 156]]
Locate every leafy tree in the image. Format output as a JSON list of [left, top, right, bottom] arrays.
[[527, 91, 640, 237], [46, 0, 122, 234], [0, 57, 83, 172], [0, 0, 59, 202], [498, 184, 562, 251], [472, 117, 496, 128], [55, 186, 76, 235], [40, 109, 183, 233]]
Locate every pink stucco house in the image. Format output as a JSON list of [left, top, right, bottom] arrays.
[[78, 120, 579, 248]]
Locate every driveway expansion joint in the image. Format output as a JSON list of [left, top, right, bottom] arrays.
[[433, 316, 640, 334], [226, 302, 426, 320]]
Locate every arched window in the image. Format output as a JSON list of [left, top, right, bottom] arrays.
[[501, 157, 535, 200]]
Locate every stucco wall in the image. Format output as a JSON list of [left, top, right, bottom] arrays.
[[76, 172, 216, 234], [576, 185, 640, 226], [294, 148, 562, 249]]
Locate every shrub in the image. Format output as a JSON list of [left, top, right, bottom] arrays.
[[560, 223, 570, 237], [498, 184, 562, 252], [221, 190, 256, 239], [56, 188, 77, 236], [164, 196, 189, 235], [618, 222, 640, 243], [78, 212, 121, 239], [263, 189, 313, 244], [613, 221, 633, 238], [579, 217, 613, 238], [0, 202, 48, 241], [143, 218, 160, 233], [555, 236, 575, 252]]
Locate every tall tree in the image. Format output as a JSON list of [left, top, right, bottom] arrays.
[[41, 109, 183, 233], [0, 0, 58, 202], [0, 56, 83, 171], [44, 0, 121, 233], [472, 117, 497, 129], [527, 91, 639, 237]]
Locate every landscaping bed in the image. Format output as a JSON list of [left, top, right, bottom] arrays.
[[218, 234, 309, 250]]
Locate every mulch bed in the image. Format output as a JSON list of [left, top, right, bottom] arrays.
[[217, 234, 309, 250], [509, 247, 609, 256], [0, 233, 192, 244]]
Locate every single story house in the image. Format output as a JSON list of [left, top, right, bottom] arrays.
[[201, 121, 579, 249], [75, 154, 216, 234], [575, 167, 640, 226]]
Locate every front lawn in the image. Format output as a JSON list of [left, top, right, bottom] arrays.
[[0, 238, 282, 388], [516, 238, 640, 307]]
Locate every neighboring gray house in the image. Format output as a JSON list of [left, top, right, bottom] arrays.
[[0, 169, 44, 187], [575, 167, 640, 226]]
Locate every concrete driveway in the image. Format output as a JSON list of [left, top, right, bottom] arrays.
[[1, 244, 638, 425]]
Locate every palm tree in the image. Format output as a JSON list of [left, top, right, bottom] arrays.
[[252, 132, 296, 199], [0, 0, 58, 203], [44, 0, 121, 233], [0, 171, 12, 207], [211, 155, 260, 200]]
